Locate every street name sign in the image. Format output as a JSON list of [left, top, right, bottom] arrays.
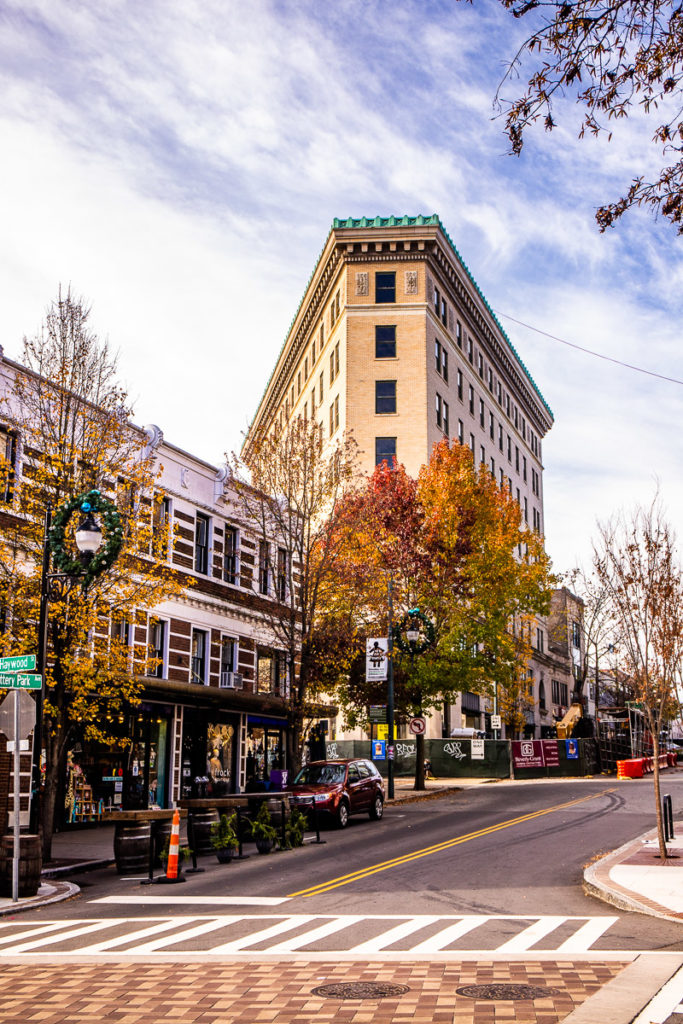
[[0, 673, 42, 690], [0, 655, 36, 672]]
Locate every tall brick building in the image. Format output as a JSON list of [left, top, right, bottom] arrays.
[[246, 215, 578, 740]]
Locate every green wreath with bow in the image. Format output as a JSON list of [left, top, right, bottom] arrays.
[[49, 488, 124, 586], [392, 608, 435, 655]]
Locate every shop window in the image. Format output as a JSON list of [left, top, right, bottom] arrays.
[[195, 513, 210, 575], [191, 628, 208, 685], [246, 721, 285, 784], [224, 525, 239, 585], [148, 619, 167, 679]]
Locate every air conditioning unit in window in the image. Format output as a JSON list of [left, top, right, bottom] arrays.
[[219, 671, 243, 689]]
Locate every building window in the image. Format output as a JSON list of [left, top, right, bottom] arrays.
[[507, 435, 512, 462], [479, 398, 485, 428], [488, 367, 493, 392], [498, 424, 503, 451], [469, 433, 475, 456], [319, 372, 324, 402], [376, 325, 396, 358], [468, 385, 474, 415], [376, 380, 396, 414], [496, 381, 502, 404], [443, 400, 449, 437], [436, 393, 442, 428], [111, 616, 131, 648], [329, 395, 340, 434], [552, 679, 569, 706], [539, 680, 546, 711], [375, 272, 396, 303], [505, 394, 510, 417], [149, 619, 167, 679], [478, 352, 483, 378], [434, 286, 440, 316], [457, 369, 463, 400], [297, 371, 301, 396], [0, 428, 17, 504], [536, 628, 544, 652], [490, 456, 495, 476], [489, 411, 494, 439], [191, 628, 207, 685], [195, 514, 210, 575], [441, 298, 447, 327], [456, 321, 462, 348], [572, 621, 581, 648], [311, 388, 316, 414], [480, 445, 485, 466], [220, 636, 237, 684], [523, 455, 527, 482], [277, 547, 288, 602], [152, 495, 171, 558], [458, 418, 464, 444], [435, 339, 441, 374], [258, 540, 270, 595], [515, 446, 520, 472], [375, 436, 396, 467], [524, 497, 528, 523], [224, 526, 238, 585], [467, 337, 473, 363], [257, 649, 287, 695]]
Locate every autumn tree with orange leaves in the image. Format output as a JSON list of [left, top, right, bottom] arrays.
[[317, 440, 553, 788]]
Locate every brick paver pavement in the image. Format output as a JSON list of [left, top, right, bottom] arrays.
[[0, 959, 627, 1023]]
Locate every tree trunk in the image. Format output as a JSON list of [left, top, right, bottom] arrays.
[[286, 715, 304, 777], [652, 732, 668, 861], [41, 727, 61, 862], [414, 732, 425, 790]]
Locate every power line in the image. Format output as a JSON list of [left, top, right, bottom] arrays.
[[494, 309, 683, 388]]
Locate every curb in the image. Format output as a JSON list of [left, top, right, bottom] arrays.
[[387, 785, 462, 806], [584, 831, 683, 924], [41, 858, 115, 879], [0, 879, 79, 917]]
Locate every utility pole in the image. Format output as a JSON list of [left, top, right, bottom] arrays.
[[387, 571, 394, 800]]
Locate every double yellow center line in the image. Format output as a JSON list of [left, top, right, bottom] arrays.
[[288, 788, 616, 897]]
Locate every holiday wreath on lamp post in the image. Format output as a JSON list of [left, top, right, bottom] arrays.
[[392, 608, 435, 655], [49, 488, 124, 587]]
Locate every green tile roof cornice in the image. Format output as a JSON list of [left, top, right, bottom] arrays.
[[334, 214, 552, 419]]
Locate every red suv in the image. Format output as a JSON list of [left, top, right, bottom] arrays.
[[289, 759, 385, 828]]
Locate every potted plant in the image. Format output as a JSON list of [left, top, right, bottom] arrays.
[[210, 813, 239, 863], [251, 800, 278, 854], [159, 839, 192, 873], [284, 806, 307, 849]]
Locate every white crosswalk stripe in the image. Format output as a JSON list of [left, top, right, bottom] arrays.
[[0, 913, 620, 957]]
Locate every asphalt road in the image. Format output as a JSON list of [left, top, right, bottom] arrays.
[[3, 777, 682, 956]]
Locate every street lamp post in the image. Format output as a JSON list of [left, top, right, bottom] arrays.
[[30, 495, 106, 836]]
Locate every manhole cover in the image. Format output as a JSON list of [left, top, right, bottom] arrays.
[[311, 982, 410, 1000], [456, 983, 560, 1001]]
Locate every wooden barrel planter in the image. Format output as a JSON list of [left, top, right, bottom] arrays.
[[153, 820, 172, 867], [188, 809, 219, 856], [114, 820, 152, 875], [0, 834, 42, 898]]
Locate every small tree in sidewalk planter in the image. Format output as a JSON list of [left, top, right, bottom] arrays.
[[210, 813, 239, 863], [284, 806, 308, 849], [251, 801, 278, 854]]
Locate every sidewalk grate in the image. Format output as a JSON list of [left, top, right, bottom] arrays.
[[311, 981, 410, 999], [457, 983, 560, 1000]]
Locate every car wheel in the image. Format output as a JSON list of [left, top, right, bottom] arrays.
[[337, 800, 350, 829], [369, 795, 384, 821]]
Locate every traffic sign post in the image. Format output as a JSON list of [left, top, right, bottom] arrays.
[[0, 655, 42, 903]]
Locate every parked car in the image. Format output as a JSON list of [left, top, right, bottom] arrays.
[[288, 759, 385, 828]]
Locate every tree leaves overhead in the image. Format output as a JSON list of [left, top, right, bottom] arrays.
[[490, 0, 683, 231]]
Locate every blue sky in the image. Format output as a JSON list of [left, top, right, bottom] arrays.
[[1, 0, 682, 574]]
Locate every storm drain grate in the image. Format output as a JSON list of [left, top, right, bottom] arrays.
[[457, 983, 560, 1001], [311, 982, 410, 999]]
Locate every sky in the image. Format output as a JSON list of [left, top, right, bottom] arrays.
[[0, 0, 681, 576]]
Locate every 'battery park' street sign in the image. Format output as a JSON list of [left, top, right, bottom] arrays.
[[0, 674, 42, 690]]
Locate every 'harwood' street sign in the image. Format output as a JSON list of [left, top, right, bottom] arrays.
[[0, 673, 42, 690], [0, 655, 36, 672]]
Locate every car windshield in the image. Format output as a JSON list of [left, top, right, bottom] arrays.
[[293, 764, 346, 785]]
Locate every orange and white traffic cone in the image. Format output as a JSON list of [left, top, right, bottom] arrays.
[[166, 809, 180, 879], [157, 808, 185, 884]]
